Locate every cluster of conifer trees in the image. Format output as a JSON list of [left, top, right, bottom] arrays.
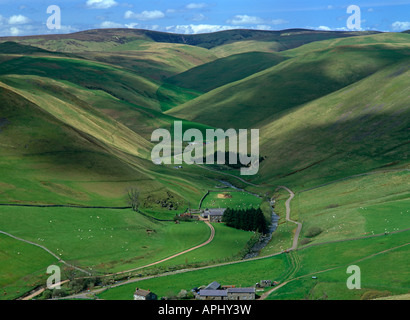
[[222, 207, 268, 233]]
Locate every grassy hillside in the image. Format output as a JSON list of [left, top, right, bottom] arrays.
[[255, 61, 410, 188], [167, 42, 410, 129], [0, 54, 161, 110], [157, 52, 286, 110], [1, 28, 409, 300], [0, 83, 159, 205], [0, 28, 376, 52]]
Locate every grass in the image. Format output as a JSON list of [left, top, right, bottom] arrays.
[[168, 43, 410, 130], [200, 191, 263, 210], [267, 231, 410, 300], [0, 206, 210, 273], [156, 223, 255, 267], [0, 234, 61, 300], [295, 170, 410, 244], [98, 254, 289, 300], [1, 29, 409, 301], [161, 52, 286, 96], [0, 55, 161, 110]]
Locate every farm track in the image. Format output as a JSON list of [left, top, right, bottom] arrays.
[[0, 230, 91, 276], [11, 168, 409, 299], [102, 220, 215, 277], [17, 219, 215, 300], [258, 242, 410, 300]]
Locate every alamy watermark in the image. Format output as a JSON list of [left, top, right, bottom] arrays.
[[346, 265, 361, 290], [347, 5, 362, 30], [47, 5, 61, 30], [151, 121, 260, 176], [46, 265, 61, 289]]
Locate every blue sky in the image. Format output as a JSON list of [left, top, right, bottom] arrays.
[[0, 0, 409, 36]]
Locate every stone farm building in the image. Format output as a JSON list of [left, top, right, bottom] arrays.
[[201, 208, 226, 223], [133, 288, 157, 300], [195, 282, 255, 300]]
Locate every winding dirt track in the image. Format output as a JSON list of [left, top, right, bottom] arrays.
[[18, 219, 215, 300], [276, 186, 302, 251], [105, 220, 215, 276], [0, 231, 91, 275]]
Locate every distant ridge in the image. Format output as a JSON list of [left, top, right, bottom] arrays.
[[0, 28, 382, 50]]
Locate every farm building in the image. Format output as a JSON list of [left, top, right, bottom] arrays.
[[201, 208, 226, 223], [227, 288, 256, 300], [196, 282, 255, 300], [133, 288, 157, 300], [205, 281, 221, 290], [197, 289, 228, 300]]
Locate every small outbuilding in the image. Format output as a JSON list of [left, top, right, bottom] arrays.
[[134, 288, 157, 300]]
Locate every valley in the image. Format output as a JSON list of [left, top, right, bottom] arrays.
[[0, 28, 409, 301]]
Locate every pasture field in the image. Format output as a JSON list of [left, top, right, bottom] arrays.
[[156, 223, 255, 267], [0, 206, 210, 273], [267, 231, 410, 300], [0, 29, 409, 300], [0, 234, 62, 300], [295, 170, 410, 244], [201, 191, 263, 210], [98, 254, 289, 300]]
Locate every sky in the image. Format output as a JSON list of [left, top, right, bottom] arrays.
[[0, 0, 409, 36]]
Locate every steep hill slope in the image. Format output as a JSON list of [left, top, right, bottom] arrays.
[[256, 61, 410, 188], [0, 54, 161, 110], [0, 83, 157, 205], [157, 52, 286, 110], [167, 43, 410, 129]]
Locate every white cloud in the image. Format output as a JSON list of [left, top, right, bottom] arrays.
[[125, 10, 165, 20], [227, 15, 288, 26], [271, 19, 289, 25], [317, 25, 331, 31], [166, 24, 238, 34], [125, 22, 139, 29], [99, 21, 123, 28], [227, 15, 265, 25], [392, 21, 410, 31], [86, 0, 118, 9], [10, 27, 20, 36], [8, 15, 30, 25], [256, 25, 272, 30], [186, 3, 207, 9]]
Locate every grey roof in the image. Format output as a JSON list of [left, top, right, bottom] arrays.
[[134, 289, 152, 297], [228, 288, 256, 294], [205, 281, 221, 290], [199, 290, 228, 297], [206, 209, 226, 216]]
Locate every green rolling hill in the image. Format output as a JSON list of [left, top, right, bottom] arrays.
[[167, 42, 410, 129], [0, 28, 409, 300], [157, 52, 287, 110]]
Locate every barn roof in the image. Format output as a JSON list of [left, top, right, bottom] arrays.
[[206, 209, 226, 216], [205, 281, 221, 290], [199, 290, 228, 297], [134, 288, 152, 297], [227, 288, 256, 294]]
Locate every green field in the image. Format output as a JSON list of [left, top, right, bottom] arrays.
[[0, 28, 409, 300], [201, 191, 263, 210], [98, 254, 288, 300], [0, 206, 210, 273], [268, 232, 410, 300]]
